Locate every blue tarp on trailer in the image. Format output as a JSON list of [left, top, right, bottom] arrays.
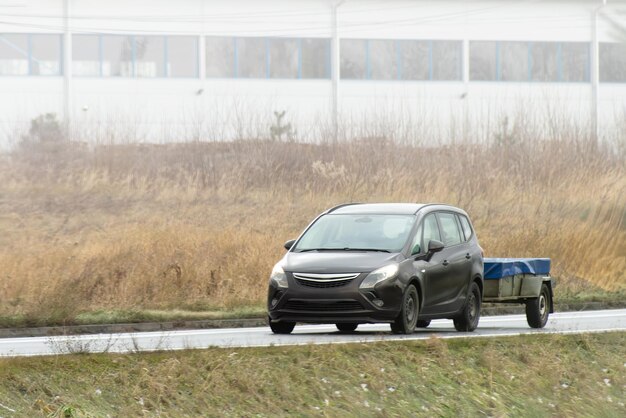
[[483, 258, 551, 280]]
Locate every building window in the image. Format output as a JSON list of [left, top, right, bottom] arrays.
[[369, 39, 397, 80], [469, 41, 496, 81], [531, 42, 558, 82], [31, 34, 62, 75], [0, 34, 29, 75], [205, 37, 234, 78], [102, 35, 133, 77], [500, 42, 528, 81], [269, 38, 298, 79], [340, 39, 367, 79], [561, 43, 589, 82], [73, 34, 100, 76], [399, 40, 429, 80], [301, 38, 329, 79], [134, 35, 165, 78], [431, 40, 462, 80], [167, 36, 197, 78], [600, 43, 626, 82], [237, 37, 266, 78], [0, 33, 62, 76], [206, 36, 329, 79], [74, 34, 198, 78], [471, 41, 589, 82], [341, 38, 462, 81]]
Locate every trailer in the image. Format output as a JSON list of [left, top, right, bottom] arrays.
[[482, 258, 554, 328]]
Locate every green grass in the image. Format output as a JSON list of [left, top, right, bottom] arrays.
[[556, 289, 626, 305], [0, 305, 267, 329], [0, 333, 624, 417]]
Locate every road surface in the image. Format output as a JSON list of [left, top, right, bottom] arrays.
[[1, 309, 624, 357]]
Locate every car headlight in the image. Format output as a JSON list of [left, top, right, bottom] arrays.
[[269, 264, 289, 288], [359, 264, 399, 290]]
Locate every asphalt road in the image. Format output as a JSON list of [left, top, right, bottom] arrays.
[[1, 309, 624, 357]]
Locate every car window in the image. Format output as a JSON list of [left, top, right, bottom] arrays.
[[294, 214, 416, 253], [410, 224, 423, 254], [458, 215, 473, 241], [421, 213, 441, 250], [437, 212, 462, 247]]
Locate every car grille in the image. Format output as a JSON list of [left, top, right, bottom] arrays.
[[294, 278, 354, 288], [292, 272, 359, 289], [283, 300, 364, 312]]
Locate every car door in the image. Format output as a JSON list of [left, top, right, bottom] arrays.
[[413, 212, 448, 314], [432, 212, 470, 312]]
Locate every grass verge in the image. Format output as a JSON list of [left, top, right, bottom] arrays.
[[0, 305, 267, 329], [0, 332, 624, 417]]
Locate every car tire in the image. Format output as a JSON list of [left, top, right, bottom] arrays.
[[453, 282, 481, 332], [269, 318, 296, 334], [526, 283, 551, 328], [416, 320, 431, 328], [390, 284, 419, 334], [336, 323, 358, 332]]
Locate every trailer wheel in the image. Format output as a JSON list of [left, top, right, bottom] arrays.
[[453, 282, 481, 332], [526, 284, 551, 328]]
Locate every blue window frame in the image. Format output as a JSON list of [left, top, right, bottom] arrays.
[[73, 34, 198, 78], [470, 40, 590, 83], [0, 33, 63, 76], [340, 38, 463, 81], [206, 36, 330, 80]]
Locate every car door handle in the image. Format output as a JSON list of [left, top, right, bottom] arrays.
[[442, 260, 449, 266], [465, 253, 471, 259]]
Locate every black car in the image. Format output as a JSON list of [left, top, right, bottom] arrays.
[[267, 203, 484, 334]]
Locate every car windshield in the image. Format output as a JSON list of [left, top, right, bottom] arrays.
[[294, 214, 416, 253]]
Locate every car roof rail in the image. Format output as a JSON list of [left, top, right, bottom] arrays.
[[326, 202, 361, 213], [415, 203, 453, 214]]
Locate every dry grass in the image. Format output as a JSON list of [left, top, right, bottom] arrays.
[[0, 130, 624, 325], [0, 333, 624, 416]]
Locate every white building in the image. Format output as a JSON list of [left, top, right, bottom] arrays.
[[1, 0, 626, 145]]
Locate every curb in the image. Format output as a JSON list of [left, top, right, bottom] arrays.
[[1, 301, 624, 339]]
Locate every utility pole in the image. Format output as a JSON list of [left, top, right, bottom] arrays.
[[63, 0, 72, 139], [331, 1, 345, 141], [462, 39, 470, 143], [591, 0, 607, 145]]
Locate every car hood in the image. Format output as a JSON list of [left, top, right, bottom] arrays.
[[281, 251, 403, 274]]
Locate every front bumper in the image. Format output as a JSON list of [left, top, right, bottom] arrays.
[[267, 272, 403, 324]]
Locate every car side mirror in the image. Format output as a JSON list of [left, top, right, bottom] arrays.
[[424, 239, 443, 261], [428, 239, 444, 254], [420, 239, 444, 261], [410, 244, 421, 256], [284, 239, 296, 250]]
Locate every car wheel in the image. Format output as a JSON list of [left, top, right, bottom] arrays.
[[453, 282, 481, 332], [416, 320, 431, 328], [336, 323, 358, 332], [390, 284, 419, 334], [526, 284, 551, 328], [269, 317, 296, 334]]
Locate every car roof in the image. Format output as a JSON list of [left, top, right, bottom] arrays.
[[328, 203, 426, 215]]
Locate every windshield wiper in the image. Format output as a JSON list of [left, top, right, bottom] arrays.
[[297, 248, 344, 252], [342, 248, 390, 253], [297, 248, 390, 253]]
